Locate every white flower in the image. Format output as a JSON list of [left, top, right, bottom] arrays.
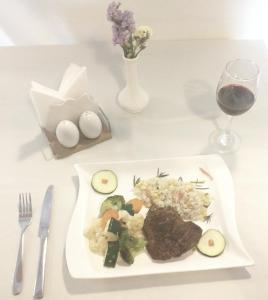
[[134, 25, 153, 39]]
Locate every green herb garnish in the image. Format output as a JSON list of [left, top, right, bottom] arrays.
[[156, 168, 169, 178], [191, 179, 205, 184], [204, 213, 213, 223], [133, 175, 141, 187]]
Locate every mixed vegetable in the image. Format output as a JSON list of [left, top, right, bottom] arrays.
[[85, 193, 146, 268]]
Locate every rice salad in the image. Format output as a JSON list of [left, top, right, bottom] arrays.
[[134, 177, 212, 221]]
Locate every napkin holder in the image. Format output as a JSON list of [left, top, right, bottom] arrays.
[[41, 94, 112, 159], [30, 63, 112, 159]]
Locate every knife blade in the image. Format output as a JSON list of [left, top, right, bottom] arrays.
[[38, 185, 53, 237], [33, 185, 53, 299]]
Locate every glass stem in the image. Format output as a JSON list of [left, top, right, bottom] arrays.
[[225, 116, 233, 133]]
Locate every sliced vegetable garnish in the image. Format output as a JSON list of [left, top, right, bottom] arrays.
[[108, 218, 122, 236], [122, 203, 134, 216], [91, 170, 118, 194], [101, 209, 119, 229], [100, 195, 125, 216], [199, 167, 213, 181], [104, 241, 120, 268], [127, 198, 143, 214], [197, 229, 226, 257]]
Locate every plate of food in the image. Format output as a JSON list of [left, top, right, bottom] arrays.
[[65, 154, 253, 279]]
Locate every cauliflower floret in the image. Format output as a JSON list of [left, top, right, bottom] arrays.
[[84, 218, 117, 255]]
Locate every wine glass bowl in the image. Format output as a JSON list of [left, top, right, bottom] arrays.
[[217, 84, 255, 116], [210, 59, 259, 154]]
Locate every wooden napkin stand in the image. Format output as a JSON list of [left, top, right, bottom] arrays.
[[41, 94, 112, 159]]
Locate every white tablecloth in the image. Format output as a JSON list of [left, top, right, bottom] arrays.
[[1, 40, 268, 299]]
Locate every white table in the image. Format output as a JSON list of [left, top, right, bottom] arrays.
[[1, 40, 268, 300]]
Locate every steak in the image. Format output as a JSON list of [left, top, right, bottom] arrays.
[[143, 206, 202, 260]]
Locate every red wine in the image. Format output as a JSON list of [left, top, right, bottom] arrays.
[[217, 84, 255, 116]]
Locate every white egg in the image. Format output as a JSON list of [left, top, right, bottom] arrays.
[[56, 120, 80, 148], [79, 111, 102, 139]]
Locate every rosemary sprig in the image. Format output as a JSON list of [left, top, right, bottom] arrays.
[[190, 178, 209, 190], [204, 213, 213, 223], [156, 168, 169, 178], [133, 175, 141, 187], [191, 179, 205, 184], [178, 176, 183, 182]]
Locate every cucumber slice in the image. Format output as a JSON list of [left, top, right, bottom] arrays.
[[197, 229, 226, 257], [91, 170, 118, 194], [104, 241, 120, 268]]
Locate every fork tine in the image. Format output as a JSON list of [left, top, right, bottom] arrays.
[[22, 193, 26, 216], [29, 193, 33, 216], [25, 193, 29, 217], [26, 193, 30, 217], [25, 193, 28, 217], [18, 192, 32, 219], [28, 193, 32, 217], [19, 194, 22, 217]]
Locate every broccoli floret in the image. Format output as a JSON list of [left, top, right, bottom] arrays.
[[119, 230, 145, 264], [100, 195, 125, 216], [120, 246, 134, 265]]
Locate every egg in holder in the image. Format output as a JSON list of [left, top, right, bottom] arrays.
[[30, 64, 112, 159], [44, 95, 111, 159]]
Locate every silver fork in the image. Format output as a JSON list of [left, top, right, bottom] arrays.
[[12, 193, 32, 295]]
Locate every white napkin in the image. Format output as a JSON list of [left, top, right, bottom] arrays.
[[31, 63, 90, 131]]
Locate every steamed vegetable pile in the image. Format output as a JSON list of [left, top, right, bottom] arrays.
[[84, 194, 146, 267]]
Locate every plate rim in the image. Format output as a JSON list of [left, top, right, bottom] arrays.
[[66, 154, 254, 279]]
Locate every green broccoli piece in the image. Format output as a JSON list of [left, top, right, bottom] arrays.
[[120, 246, 134, 265], [119, 230, 145, 265], [100, 195, 125, 216]]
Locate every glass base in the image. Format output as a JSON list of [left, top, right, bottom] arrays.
[[209, 129, 241, 154]]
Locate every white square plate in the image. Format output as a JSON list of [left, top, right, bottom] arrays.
[[65, 154, 253, 279]]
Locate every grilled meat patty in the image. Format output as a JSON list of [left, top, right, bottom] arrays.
[[143, 206, 202, 260]]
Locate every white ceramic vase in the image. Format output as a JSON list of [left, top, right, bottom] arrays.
[[118, 56, 149, 113]]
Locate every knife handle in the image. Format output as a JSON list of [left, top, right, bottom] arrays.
[[33, 236, 47, 298]]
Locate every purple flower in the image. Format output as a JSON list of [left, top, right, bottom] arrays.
[[107, 2, 121, 22], [112, 25, 129, 45], [121, 10, 135, 32], [107, 2, 135, 46]]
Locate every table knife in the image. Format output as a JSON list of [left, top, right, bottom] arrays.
[[33, 185, 53, 298]]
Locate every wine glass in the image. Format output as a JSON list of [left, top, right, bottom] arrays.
[[209, 59, 260, 153]]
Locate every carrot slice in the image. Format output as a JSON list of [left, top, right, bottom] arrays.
[[127, 198, 143, 213], [101, 209, 119, 229]]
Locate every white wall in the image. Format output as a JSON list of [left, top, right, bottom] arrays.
[[0, 0, 267, 46]]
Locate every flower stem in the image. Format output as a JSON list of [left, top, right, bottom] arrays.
[[135, 47, 144, 57], [130, 34, 135, 58], [122, 45, 128, 58]]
